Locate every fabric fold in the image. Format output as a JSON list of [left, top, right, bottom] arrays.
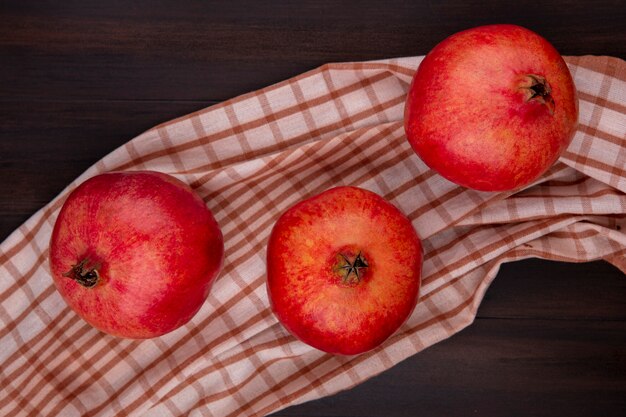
[[1, 55, 624, 417]]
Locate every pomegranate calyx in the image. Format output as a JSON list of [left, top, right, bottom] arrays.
[[336, 252, 368, 285], [63, 258, 100, 288], [520, 74, 555, 115]]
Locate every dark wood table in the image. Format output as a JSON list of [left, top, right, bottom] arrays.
[[2, 1, 625, 416]]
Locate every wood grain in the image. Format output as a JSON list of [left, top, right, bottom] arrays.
[[0, 99, 214, 239], [273, 315, 626, 417], [1, 1, 624, 102]]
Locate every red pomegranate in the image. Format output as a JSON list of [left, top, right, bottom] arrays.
[[49, 171, 224, 338], [266, 186, 423, 355], [404, 24, 578, 191]]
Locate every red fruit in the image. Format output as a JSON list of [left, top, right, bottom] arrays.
[[404, 24, 578, 191], [266, 186, 423, 355], [49, 171, 224, 339]]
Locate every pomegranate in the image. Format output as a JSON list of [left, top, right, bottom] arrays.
[[404, 24, 578, 191], [49, 171, 224, 338], [266, 186, 423, 355]]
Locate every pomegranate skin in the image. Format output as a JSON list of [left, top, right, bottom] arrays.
[[266, 186, 423, 355], [404, 24, 578, 191], [49, 171, 224, 339]]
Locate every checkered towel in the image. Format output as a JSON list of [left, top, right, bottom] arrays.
[[1, 55, 625, 416]]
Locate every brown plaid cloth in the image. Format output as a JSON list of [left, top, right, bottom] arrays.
[[1, 55, 625, 416]]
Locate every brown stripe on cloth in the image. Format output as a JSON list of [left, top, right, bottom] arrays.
[[112, 71, 401, 173], [578, 91, 626, 115], [185, 93, 405, 186], [566, 55, 626, 83], [1, 55, 624, 416]]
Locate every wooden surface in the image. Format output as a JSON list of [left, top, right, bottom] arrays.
[[1, 1, 625, 416]]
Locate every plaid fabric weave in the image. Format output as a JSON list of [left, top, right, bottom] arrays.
[[1, 55, 625, 416]]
